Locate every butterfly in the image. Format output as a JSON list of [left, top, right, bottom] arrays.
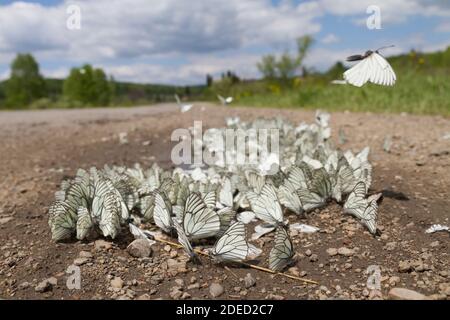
[[173, 219, 200, 263], [343, 182, 379, 235], [210, 221, 249, 263], [183, 193, 221, 240], [247, 184, 284, 227], [153, 192, 174, 234], [269, 227, 295, 272], [217, 94, 233, 105], [344, 46, 396, 87], [48, 201, 76, 241], [76, 207, 94, 240], [174, 94, 193, 113]]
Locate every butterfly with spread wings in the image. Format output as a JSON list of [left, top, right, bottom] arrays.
[[269, 227, 295, 272], [210, 221, 249, 263], [344, 46, 396, 87]]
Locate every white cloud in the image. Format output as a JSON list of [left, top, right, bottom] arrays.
[[0, 0, 322, 62], [321, 34, 339, 44], [317, 0, 450, 24]]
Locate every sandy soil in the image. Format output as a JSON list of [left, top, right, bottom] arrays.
[[0, 103, 449, 300]]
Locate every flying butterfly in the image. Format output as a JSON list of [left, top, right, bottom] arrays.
[[344, 46, 396, 87], [217, 94, 233, 105], [268, 227, 295, 272], [210, 221, 249, 263]]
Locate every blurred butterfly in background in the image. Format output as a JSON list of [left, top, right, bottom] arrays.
[[217, 94, 233, 105], [174, 94, 193, 113], [344, 45, 396, 87]]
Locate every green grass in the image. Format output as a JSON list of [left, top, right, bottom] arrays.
[[230, 70, 450, 116]]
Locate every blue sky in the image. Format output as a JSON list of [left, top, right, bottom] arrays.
[[0, 0, 449, 84]]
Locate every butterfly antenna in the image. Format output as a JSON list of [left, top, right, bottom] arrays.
[[376, 45, 395, 52]]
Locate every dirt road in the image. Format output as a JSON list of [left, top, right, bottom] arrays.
[[0, 103, 449, 300]]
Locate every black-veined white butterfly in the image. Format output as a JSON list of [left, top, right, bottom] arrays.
[[217, 94, 233, 105], [269, 227, 295, 272], [153, 193, 174, 234], [173, 219, 200, 263], [183, 193, 221, 240], [343, 182, 379, 235], [247, 184, 284, 226], [211, 221, 249, 263], [344, 46, 396, 87]]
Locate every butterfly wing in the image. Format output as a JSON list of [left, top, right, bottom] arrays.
[[370, 53, 396, 86], [343, 181, 368, 217], [269, 227, 294, 272], [344, 57, 372, 87], [247, 184, 283, 225], [153, 193, 173, 234], [183, 193, 220, 240], [212, 221, 248, 263], [360, 200, 378, 234]]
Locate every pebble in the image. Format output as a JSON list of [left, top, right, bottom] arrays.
[[305, 249, 312, 257], [388, 288, 427, 300], [79, 251, 93, 259], [95, 240, 112, 251], [209, 283, 224, 298], [127, 239, 153, 258], [337, 247, 354, 256], [111, 277, 124, 289], [309, 254, 318, 262], [327, 248, 338, 256], [243, 273, 256, 288], [35, 277, 57, 293], [73, 257, 90, 266]]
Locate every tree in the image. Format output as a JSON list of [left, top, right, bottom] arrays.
[[257, 35, 314, 82], [63, 64, 111, 106], [257, 55, 277, 80], [5, 53, 46, 107], [206, 74, 213, 87]]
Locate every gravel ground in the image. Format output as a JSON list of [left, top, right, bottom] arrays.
[[0, 103, 449, 300]]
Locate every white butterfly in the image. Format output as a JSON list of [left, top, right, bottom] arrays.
[[269, 227, 295, 272], [344, 46, 396, 87], [183, 193, 221, 240], [343, 182, 379, 235], [174, 94, 193, 113], [217, 94, 233, 105], [247, 184, 284, 226], [211, 221, 249, 263], [172, 219, 200, 263], [153, 193, 173, 234]]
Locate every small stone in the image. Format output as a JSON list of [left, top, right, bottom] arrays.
[[266, 293, 284, 300], [175, 279, 184, 287], [327, 248, 338, 256], [137, 294, 151, 300], [95, 240, 112, 250], [288, 267, 300, 277], [18, 282, 30, 290], [127, 239, 153, 258], [430, 241, 440, 248], [309, 254, 318, 262], [169, 287, 183, 299], [389, 288, 428, 300], [0, 217, 13, 225], [111, 277, 124, 289], [305, 249, 312, 256], [73, 257, 90, 266], [163, 245, 171, 252], [35, 278, 55, 293], [398, 260, 413, 273], [209, 283, 224, 298], [389, 276, 400, 286], [243, 273, 256, 288], [79, 251, 93, 259], [337, 247, 354, 256]]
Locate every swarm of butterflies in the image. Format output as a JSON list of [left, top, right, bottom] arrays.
[[48, 111, 382, 272]]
